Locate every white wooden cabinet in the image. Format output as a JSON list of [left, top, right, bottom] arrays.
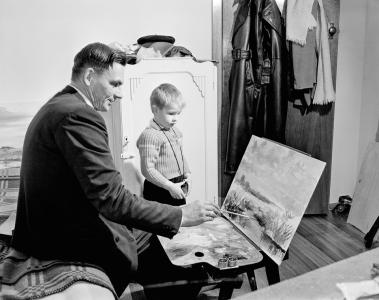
[[102, 57, 218, 204]]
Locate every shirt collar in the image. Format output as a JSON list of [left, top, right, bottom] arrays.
[[150, 119, 170, 131], [69, 83, 94, 109]]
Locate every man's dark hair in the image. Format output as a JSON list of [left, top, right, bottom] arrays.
[[71, 42, 127, 80]]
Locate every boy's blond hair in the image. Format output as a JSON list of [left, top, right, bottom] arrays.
[[150, 83, 185, 110]]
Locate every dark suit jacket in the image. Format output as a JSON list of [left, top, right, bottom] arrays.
[[11, 86, 182, 294]]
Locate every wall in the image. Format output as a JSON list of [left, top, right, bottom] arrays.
[[0, 0, 212, 148], [330, 0, 379, 203], [329, 0, 367, 203], [357, 0, 379, 170]]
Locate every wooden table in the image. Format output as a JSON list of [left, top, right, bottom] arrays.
[[234, 247, 379, 300]]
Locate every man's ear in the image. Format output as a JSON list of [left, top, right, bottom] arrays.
[[84, 68, 95, 86]]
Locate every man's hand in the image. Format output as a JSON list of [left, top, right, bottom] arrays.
[[181, 201, 220, 227]]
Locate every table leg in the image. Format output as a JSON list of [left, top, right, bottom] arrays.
[[364, 216, 379, 249], [246, 269, 257, 291], [218, 285, 234, 300]]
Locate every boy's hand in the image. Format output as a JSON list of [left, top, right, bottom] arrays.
[[183, 175, 192, 196], [167, 182, 186, 199]]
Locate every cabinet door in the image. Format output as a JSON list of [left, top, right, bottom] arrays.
[[104, 58, 218, 204]]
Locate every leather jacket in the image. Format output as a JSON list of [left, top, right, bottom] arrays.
[[225, 0, 288, 174]]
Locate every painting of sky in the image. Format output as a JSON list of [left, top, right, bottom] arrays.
[[0, 103, 38, 148], [0, 101, 40, 169]]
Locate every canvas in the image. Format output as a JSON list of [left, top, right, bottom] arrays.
[[221, 135, 325, 265]]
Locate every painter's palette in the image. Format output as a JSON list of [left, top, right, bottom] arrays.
[[158, 216, 262, 269]]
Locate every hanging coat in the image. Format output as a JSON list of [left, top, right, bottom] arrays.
[[225, 0, 289, 174]]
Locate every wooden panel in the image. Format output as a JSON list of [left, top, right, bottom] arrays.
[[285, 0, 340, 214], [285, 105, 334, 215]]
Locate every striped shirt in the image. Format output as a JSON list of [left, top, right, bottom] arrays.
[[137, 119, 190, 190]]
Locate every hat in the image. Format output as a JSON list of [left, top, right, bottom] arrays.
[[137, 35, 175, 46]]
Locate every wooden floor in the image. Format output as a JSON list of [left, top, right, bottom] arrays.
[[280, 210, 370, 281], [201, 208, 377, 299]]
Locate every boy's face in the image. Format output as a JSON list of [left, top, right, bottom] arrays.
[[153, 103, 182, 129]]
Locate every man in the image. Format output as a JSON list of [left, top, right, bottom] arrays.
[[3, 42, 219, 299]]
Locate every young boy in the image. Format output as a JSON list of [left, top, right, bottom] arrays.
[[137, 83, 191, 206]]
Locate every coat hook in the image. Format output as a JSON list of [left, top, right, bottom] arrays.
[[328, 22, 337, 39]]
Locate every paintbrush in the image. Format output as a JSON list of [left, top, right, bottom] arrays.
[[213, 197, 223, 216], [220, 209, 253, 219]]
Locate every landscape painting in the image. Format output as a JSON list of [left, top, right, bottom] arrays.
[[221, 135, 326, 265], [0, 101, 36, 169], [0, 103, 32, 232]]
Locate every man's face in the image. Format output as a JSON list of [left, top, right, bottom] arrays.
[[90, 63, 124, 112]]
